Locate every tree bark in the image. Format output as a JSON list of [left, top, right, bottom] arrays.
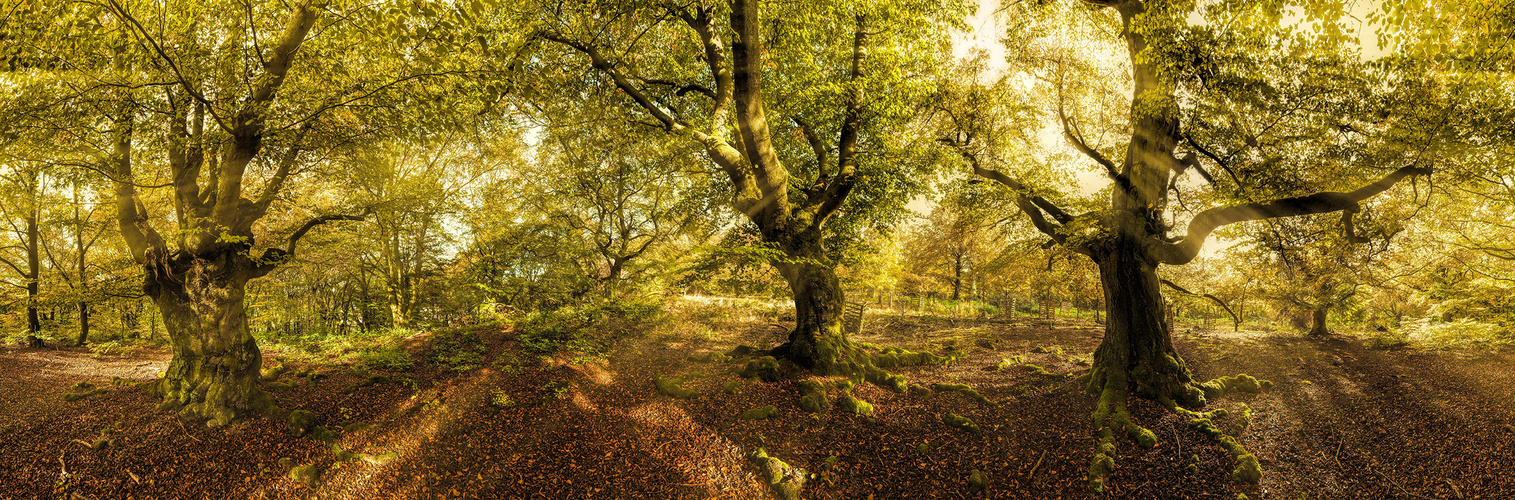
[[770, 248, 849, 371], [1308, 307, 1329, 336], [144, 246, 267, 426]]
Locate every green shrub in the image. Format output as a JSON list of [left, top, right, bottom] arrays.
[[356, 344, 413, 371]]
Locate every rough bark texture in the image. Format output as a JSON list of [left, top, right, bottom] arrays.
[[770, 240, 849, 372], [1086, 219, 1207, 408], [145, 246, 265, 426]]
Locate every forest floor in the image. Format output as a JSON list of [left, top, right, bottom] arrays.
[[1, 302, 1512, 499]]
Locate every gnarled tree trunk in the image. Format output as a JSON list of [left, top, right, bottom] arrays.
[[769, 232, 849, 371], [146, 246, 265, 425], [1308, 307, 1329, 336]]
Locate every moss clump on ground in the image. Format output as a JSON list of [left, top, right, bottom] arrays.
[[1199, 374, 1273, 400], [71, 381, 95, 391], [738, 356, 783, 382], [289, 464, 321, 486], [942, 413, 981, 433], [654, 374, 700, 399], [750, 448, 806, 500], [726, 344, 758, 357], [968, 468, 990, 493], [798, 380, 829, 413], [932, 383, 994, 406], [110, 376, 135, 386], [991, 358, 1012, 371], [1022, 363, 1064, 377], [741, 405, 779, 420], [1190, 417, 1262, 484], [287, 410, 317, 437], [311, 425, 338, 443], [62, 388, 108, 401], [723, 380, 743, 394], [836, 393, 873, 416], [687, 351, 732, 363], [343, 374, 390, 393]]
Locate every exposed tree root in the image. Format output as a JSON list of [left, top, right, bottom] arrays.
[[1085, 370, 1271, 493]]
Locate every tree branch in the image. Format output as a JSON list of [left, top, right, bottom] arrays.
[[252, 208, 371, 277], [809, 15, 867, 227], [1153, 165, 1432, 265], [1161, 279, 1240, 331], [941, 137, 1088, 255]]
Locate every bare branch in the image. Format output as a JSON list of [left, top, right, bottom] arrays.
[[1153, 165, 1432, 265], [1161, 279, 1240, 331]]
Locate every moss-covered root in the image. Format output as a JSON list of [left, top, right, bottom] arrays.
[[1087, 379, 1158, 494], [62, 388, 108, 402], [739, 356, 784, 382], [967, 468, 990, 493], [288, 410, 318, 437], [1199, 374, 1274, 400], [741, 405, 779, 420], [942, 413, 981, 433], [798, 380, 829, 413], [834, 381, 874, 416], [750, 448, 807, 500], [1022, 363, 1069, 378], [289, 463, 322, 487], [655, 373, 701, 399], [1190, 417, 1262, 484], [687, 351, 733, 363], [932, 383, 995, 406]]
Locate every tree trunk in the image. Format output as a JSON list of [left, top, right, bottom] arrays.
[[24, 213, 43, 348], [1086, 225, 1207, 408], [1308, 307, 1329, 336], [952, 253, 963, 301], [75, 302, 90, 346], [144, 248, 268, 427], [768, 232, 851, 373]]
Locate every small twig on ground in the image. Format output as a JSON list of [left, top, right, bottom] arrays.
[[1333, 439, 1343, 469], [176, 419, 203, 442], [1027, 449, 1047, 483], [1444, 478, 1463, 499], [71, 439, 94, 449], [1171, 420, 1183, 456], [1369, 464, 1435, 500]]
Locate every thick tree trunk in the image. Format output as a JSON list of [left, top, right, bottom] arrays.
[[767, 231, 851, 373], [1308, 307, 1329, 336], [1087, 224, 1207, 408], [145, 248, 268, 427]]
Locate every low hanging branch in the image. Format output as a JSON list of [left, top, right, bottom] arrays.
[[1154, 164, 1433, 265], [1160, 279, 1240, 331], [252, 208, 372, 276]]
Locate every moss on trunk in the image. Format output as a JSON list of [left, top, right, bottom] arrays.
[[146, 248, 268, 427]]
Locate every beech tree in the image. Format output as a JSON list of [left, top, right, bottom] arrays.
[[524, 0, 967, 371], [7, 0, 427, 425], [936, 0, 1438, 490]]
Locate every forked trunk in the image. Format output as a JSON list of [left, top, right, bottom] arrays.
[[1087, 231, 1206, 407], [145, 248, 268, 426]]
